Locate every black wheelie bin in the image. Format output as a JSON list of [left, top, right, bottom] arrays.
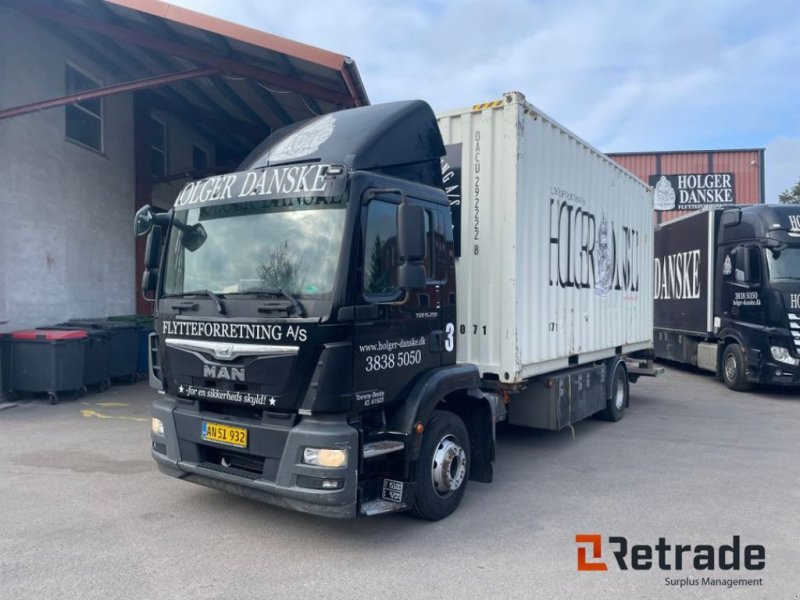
[[65, 319, 138, 383], [40, 326, 111, 391], [108, 315, 154, 376], [1, 329, 88, 404]]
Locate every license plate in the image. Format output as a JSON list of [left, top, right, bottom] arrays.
[[201, 421, 248, 448]]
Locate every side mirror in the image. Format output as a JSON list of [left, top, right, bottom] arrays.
[[181, 223, 207, 252], [141, 269, 158, 296], [398, 203, 426, 262], [732, 246, 762, 286], [398, 263, 426, 289], [135, 205, 154, 237], [721, 209, 741, 228], [145, 226, 163, 270]]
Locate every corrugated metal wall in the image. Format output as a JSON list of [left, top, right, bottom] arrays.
[[608, 149, 765, 225]]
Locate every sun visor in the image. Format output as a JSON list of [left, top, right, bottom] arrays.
[[238, 101, 447, 187]]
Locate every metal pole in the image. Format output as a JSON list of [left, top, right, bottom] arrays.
[[0, 67, 218, 121]]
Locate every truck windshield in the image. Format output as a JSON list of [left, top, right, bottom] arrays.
[[162, 198, 347, 300], [767, 247, 800, 281]]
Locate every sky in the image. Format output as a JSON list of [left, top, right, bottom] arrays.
[[172, 0, 800, 201]]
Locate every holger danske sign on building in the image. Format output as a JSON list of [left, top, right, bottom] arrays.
[[649, 173, 736, 212]]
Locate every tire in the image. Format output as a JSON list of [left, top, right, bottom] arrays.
[[722, 343, 753, 391], [411, 410, 470, 521], [598, 363, 628, 422], [48, 392, 59, 405]]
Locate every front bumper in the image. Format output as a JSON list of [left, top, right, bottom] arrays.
[[151, 397, 359, 519], [751, 359, 800, 386]]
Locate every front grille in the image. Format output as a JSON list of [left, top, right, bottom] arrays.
[[199, 461, 261, 480], [198, 444, 285, 481], [790, 313, 800, 352], [200, 400, 262, 421]]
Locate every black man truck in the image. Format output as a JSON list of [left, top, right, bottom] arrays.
[[138, 91, 654, 520], [654, 205, 800, 390]]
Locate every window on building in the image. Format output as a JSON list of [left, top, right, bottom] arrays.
[[150, 116, 167, 177], [65, 63, 103, 152], [192, 144, 209, 172]]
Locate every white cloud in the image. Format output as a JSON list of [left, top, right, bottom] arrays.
[[173, 0, 799, 194]]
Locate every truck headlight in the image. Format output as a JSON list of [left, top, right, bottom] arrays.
[[151, 417, 164, 435], [770, 346, 799, 366], [303, 448, 347, 468]]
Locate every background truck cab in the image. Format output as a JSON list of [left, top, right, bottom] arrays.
[[654, 205, 800, 389]]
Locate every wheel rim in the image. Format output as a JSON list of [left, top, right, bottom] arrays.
[[431, 434, 466, 498], [724, 353, 737, 382], [614, 372, 625, 409]]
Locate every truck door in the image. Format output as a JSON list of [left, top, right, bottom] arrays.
[[720, 244, 766, 327], [352, 192, 449, 411]]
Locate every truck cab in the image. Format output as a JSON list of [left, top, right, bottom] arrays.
[[137, 100, 503, 520], [714, 205, 800, 388]]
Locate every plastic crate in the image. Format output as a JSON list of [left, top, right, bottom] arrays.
[[40, 326, 111, 390], [108, 315, 154, 375], [1, 329, 88, 404], [65, 319, 138, 382]]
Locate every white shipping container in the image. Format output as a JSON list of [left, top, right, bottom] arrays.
[[436, 92, 654, 383]]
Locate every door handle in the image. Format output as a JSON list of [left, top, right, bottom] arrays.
[[430, 330, 444, 353]]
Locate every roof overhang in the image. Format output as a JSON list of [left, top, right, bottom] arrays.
[[0, 0, 369, 146]]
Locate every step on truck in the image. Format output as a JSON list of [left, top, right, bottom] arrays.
[[136, 91, 654, 520], [654, 206, 800, 389]]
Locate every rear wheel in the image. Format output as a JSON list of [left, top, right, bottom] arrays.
[[411, 410, 470, 521], [722, 343, 752, 391], [598, 363, 628, 421]]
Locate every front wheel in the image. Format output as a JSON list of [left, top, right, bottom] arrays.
[[598, 363, 628, 422], [722, 344, 753, 391], [411, 410, 470, 521]]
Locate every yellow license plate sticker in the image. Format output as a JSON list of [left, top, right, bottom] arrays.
[[201, 421, 248, 448]]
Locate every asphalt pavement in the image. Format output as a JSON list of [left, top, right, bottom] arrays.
[[0, 365, 797, 600]]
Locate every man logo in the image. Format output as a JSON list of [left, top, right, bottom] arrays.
[[203, 365, 245, 381], [576, 534, 608, 571], [213, 343, 235, 360]]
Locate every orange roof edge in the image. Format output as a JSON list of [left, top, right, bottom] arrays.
[[105, 0, 348, 71]]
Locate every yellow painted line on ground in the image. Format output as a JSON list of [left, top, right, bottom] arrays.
[[80, 409, 148, 423], [95, 402, 129, 407]]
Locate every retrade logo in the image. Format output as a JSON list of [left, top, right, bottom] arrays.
[[576, 534, 608, 571], [575, 534, 765, 572]]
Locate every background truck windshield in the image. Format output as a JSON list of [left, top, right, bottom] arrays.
[[767, 247, 800, 281], [162, 200, 347, 298]]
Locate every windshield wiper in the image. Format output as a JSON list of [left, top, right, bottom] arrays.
[[174, 289, 227, 315], [235, 288, 305, 317]]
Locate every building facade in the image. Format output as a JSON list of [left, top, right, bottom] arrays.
[[607, 149, 765, 224]]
